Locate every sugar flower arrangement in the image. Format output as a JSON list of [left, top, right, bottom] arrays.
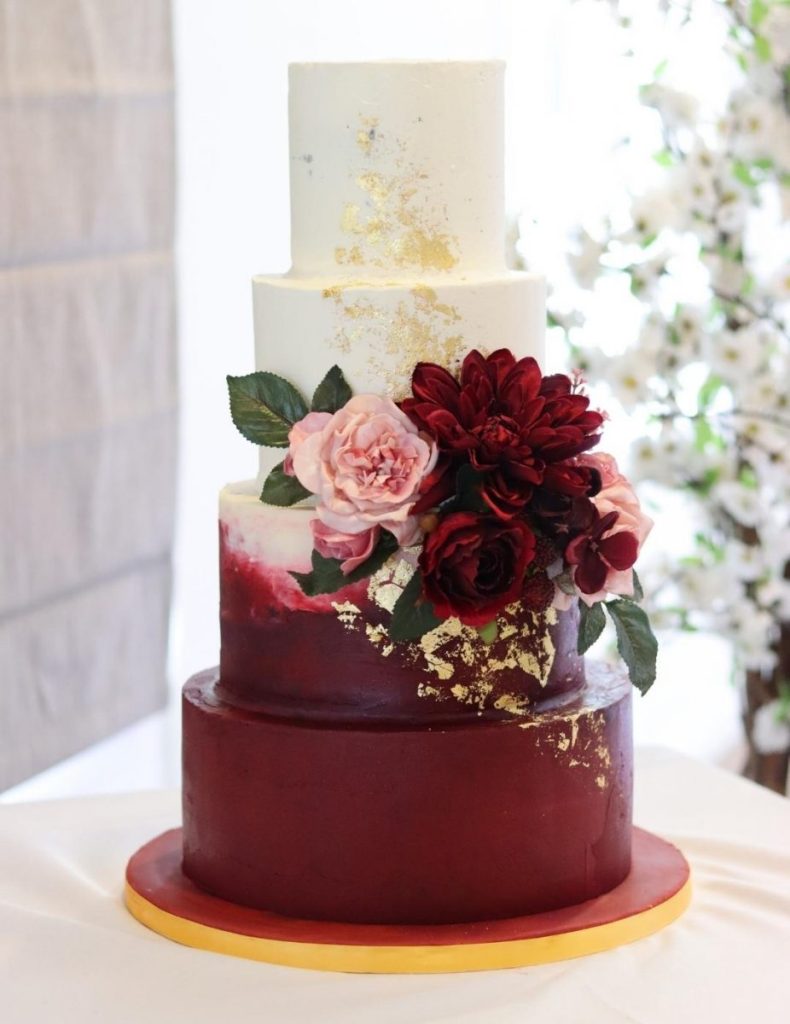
[[228, 350, 658, 692]]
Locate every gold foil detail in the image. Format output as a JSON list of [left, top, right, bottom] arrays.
[[336, 114, 460, 272], [356, 117, 379, 156], [322, 285, 468, 399], [332, 601, 361, 628]]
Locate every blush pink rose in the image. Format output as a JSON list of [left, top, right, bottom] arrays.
[[574, 452, 654, 605], [291, 394, 438, 539], [310, 520, 380, 575], [283, 411, 332, 477]]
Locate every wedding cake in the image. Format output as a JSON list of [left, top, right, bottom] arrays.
[[179, 61, 658, 929]]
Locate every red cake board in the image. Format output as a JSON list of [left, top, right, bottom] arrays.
[[124, 827, 690, 974]]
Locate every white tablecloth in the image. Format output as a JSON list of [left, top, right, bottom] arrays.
[[1, 748, 788, 1024]]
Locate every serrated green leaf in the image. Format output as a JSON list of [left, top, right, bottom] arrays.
[[311, 365, 352, 414], [260, 462, 312, 507], [389, 570, 443, 642], [291, 530, 399, 596], [577, 600, 606, 655], [227, 372, 308, 447], [605, 599, 658, 695], [631, 570, 644, 602]]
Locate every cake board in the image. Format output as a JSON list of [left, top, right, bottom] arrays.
[[124, 827, 690, 974]]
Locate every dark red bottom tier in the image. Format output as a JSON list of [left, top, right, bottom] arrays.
[[182, 663, 633, 926]]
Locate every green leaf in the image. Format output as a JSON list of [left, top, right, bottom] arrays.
[[698, 373, 725, 412], [227, 372, 308, 447], [554, 570, 577, 597], [652, 149, 676, 168], [652, 57, 669, 79], [693, 416, 717, 452], [389, 570, 443, 642], [732, 160, 759, 188], [259, 462, 312, 506], [605, 599, 658, 695], [311, 365, 352, 414], [291, 530, 399, 596], [577, 600, 607, 655], [476, 620, 499, 645], [750, 0, 769, 28], [631, 570, 644, 602], [753, 34, 772, 62]]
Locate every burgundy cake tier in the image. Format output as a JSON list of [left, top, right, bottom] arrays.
[[217, 519, 586, 723], [182, 663, 632, 926]]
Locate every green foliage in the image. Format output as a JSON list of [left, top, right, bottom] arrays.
[[260, 462, 312, 506], [311, 365, 352, 414], [389, 571, 443, 642], [577, 600, 606, 655], [605, 599, 658, 695], [291, 530, 399, 596], [227, 372, 308, 447]]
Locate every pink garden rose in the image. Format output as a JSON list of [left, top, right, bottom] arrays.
[[282, 411, 332, 476], [571, 452, 654, 605], [310, 520, 380, 575], [291, 395, 438, 541]]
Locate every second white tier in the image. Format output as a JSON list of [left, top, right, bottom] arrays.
[[252, 270, 545, 481]]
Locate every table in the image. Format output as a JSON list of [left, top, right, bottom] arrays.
[[1, 748, 788, 1023]]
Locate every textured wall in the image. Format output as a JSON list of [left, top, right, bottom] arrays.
[[0, 0, 177, 789]]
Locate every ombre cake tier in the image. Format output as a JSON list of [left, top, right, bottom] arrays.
[[182, 663, 632, 926], [217, 484, 585, 720]]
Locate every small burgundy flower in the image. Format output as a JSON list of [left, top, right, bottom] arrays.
[[419, 512, 536, 626], [564, 508, 639, 595], [401, 349, 603, 519]]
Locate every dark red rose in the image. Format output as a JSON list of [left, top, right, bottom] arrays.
[[564, 508, 639, 595], [419, 512, 536, 626], [402, 349, 603, 518]]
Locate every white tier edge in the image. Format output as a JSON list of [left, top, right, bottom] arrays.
[[251, 270, 546, 483]]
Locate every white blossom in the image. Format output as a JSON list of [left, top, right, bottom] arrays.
[[724, 540, 766, 584], [713, 480, 765, 528], [703, 326, 767, 382], [728, 602, 777, 672], [756, 577, 790, 619], [607, 349, 656, 409], [752, 700, 790, 755], [640, 82, 699, 132], [627, 189, 678, 242], [567, 227, 607, 288]]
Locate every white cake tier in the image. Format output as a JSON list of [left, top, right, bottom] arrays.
[[288, 61, 505, 278], [221, 481, 313, 569], [252, 270, 545, 481]]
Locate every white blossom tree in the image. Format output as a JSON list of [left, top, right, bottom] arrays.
[[519, 0, 790, 790]]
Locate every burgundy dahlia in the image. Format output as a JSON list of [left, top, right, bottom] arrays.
[[401, 349, 603, 519], [419, 511, 536, 627]]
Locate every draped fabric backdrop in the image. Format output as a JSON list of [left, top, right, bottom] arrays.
[[0, 0, 177, 789]]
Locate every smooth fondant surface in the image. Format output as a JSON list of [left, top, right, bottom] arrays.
[[182, 664, 632, 926]]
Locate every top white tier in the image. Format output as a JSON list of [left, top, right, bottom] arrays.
[[288, 61, 506, 278]]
